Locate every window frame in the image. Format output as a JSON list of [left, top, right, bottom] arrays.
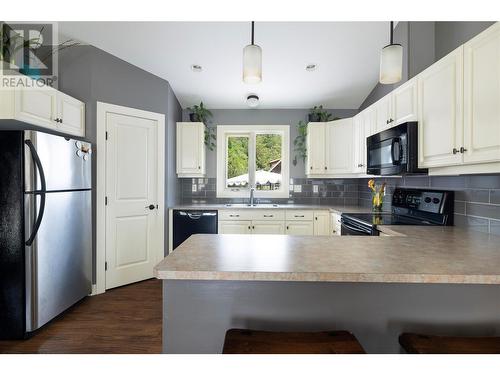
[[216, 125, 290, 198]]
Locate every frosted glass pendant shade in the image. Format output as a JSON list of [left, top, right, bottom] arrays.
[[243, 44, 262, 83], [379, 43, 403, 84]]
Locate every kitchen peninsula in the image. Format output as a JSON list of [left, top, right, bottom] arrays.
[[155, 227, 500, 353]]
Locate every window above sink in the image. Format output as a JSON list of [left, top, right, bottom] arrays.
[[216, 125, 290, 198]]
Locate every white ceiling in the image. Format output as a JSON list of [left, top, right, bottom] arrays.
[[58, 22, 389, 109]]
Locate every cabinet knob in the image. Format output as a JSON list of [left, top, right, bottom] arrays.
[[324, 166, 327, 170], [310, 166, 313, 170], [248, 226, 251, 230], [286, 226, 289, 230], [252, 226, 255, 229], [198, 166, 201, 169], [452, 148, 459, 155], [460, 147, 467, 153]]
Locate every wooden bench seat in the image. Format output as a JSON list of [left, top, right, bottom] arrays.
[[399, 333, 500, 354], [222, 329, 366, 354]]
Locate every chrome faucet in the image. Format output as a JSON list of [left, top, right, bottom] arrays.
[[249, 186, 255, 206]]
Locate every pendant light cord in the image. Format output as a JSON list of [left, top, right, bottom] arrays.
[[251, 21, 255, 45], [389, 21, 394, 45]]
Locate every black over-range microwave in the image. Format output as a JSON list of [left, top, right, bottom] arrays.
[[366, 122, 428, 176]]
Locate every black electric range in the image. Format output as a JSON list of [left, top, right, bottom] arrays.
[[341, 188, 455, 236]]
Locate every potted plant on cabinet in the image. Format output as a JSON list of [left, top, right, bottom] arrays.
[[187, 101, 216, 151], [308, 105, 334, 122]]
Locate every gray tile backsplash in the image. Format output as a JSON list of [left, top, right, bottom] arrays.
[[180, 174, 500, 234], [358, 175, 500, 234], [180, 178, 360, 207]]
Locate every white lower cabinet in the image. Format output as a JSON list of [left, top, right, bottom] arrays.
[[252, 221, 285, 234], [285, 221, 314, 236], [218, 220, 252, 234], [331, 212, 342, 236], [218, 209, 330, 236], [313, 211, 331, 236]]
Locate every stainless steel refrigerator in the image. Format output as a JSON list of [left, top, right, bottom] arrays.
[[0, 130, 92, 339]]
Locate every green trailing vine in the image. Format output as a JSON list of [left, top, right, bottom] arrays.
[[293, 120, 308, 166], [187, 101, 216, 151]]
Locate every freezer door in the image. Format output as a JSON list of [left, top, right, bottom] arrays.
[[24, 131, 92, 192], [25, 190, 92, 331]]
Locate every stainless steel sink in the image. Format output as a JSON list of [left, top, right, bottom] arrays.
[[223, 204, 280, 208]]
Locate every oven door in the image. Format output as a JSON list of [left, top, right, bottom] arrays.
[[366, 126, 407, 175], [340, 218, 379, 236]]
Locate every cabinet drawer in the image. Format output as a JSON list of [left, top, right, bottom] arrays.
[[218, 210, 252, 221], [250, 210, 285, 221], [285, 210, 314, 221]]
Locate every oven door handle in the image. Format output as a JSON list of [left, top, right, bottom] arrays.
[[341, 221, 372, 235], [391, 137, 402, 166]]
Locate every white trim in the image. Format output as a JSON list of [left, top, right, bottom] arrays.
[[96, 101, 165, 295], [216, 125, 290, 198]]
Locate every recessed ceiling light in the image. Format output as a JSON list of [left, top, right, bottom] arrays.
[[246, 94, 259, 108], [305, 63, 317, 72], [191, 64, 203, 72]]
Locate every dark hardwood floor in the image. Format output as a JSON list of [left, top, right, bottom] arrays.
[[0, 279, 162, 354]]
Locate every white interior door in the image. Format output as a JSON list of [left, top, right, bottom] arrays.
[[105, 112, 162, 290]]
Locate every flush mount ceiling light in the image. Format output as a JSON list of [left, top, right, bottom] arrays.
[[379, 21, 403, 84], [243, 21, 262, 84], [305, 63, 317, 72], [246, 94, 259, 108], [191, 64, 203, 72]]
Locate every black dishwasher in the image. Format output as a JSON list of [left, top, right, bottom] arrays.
[[172, 210, 218, 250]]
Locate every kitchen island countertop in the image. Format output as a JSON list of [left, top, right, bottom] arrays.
[[155, 227, 500, 284]]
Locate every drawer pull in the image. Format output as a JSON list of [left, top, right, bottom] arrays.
[[229, 214, 240, 217], [294, 215, 305, 218], [263, 215, 273, 218]]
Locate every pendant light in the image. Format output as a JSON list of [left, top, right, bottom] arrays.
[[243, 21, 262, 83], [379, 21, 403, 84]]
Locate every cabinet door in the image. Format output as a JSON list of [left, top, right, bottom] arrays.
[[353, 113, 365, 173], [331, 213, 341, 236], [14, 86, 57, 128], [285, 221, 314, 236], [306, 122, 325, 175], [176, 122, 205, 177], [418, 46, 464, 168], [218, 221, 252, 234], [392, 78, 418, 125], [374, 94, 393, 132], [463, 23, 500, 164], [251, 221, 285, 234], [325, 119, 353, 174], [57, 92, 85, 136], [313, 211, 330, 236]]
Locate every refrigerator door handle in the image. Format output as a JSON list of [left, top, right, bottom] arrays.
[[25, 140, 47, 246]]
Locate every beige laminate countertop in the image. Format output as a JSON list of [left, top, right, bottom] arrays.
[[154, 227, 500, 284], [170, 204, 374, 214]]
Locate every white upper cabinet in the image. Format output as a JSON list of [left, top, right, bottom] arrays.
[[0, 80, 86, 137], [374, 94, 393, 133], [306, 122, 326, 175], [57, 91, 85, 136], [326, 118, 353, 174], [392, 77, 418, 125], [176, 122, 206, 177], [463, 22, 500, 165], [417, 46, 464, 168], [14, 86, 58, 127], [353, 113, 365, 173]]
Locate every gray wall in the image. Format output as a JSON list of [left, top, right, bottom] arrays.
[[58, 45, 182, 282], [360, 21, 492, 109], [181, 108, 358, 179]]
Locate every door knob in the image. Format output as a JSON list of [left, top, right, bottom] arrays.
[[146, 204, 156, 210]]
